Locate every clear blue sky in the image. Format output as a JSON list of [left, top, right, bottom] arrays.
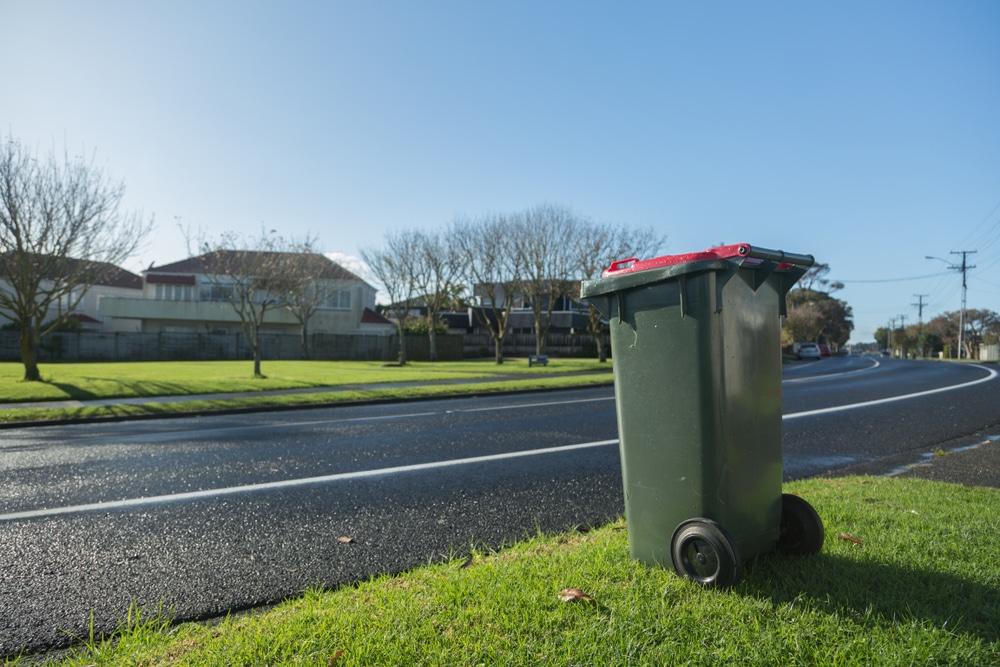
[[3, 1, 998, 344]]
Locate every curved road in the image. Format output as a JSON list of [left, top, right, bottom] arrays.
[[1, 357, 997, 657]]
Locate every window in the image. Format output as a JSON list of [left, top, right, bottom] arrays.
[[324, 289, 352, 310], [199, 283, 234, 302], [156, 284, 194, 301]]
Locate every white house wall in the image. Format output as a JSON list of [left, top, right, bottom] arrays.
[[98, 275, 378, 336], [1, 277, 142, 333]]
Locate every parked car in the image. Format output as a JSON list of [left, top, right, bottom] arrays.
[[797, 342, 822, 360], [818, 344, 832, 357]]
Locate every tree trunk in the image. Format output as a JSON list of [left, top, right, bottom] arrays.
[[252, 343, 264, 377], [250, 329, 264, 378], [428, 326, 438, 362], [20, 323, 41, 381], [597, 331, 608, 363], [534, 312, 544, 355], [493, 332, 504, 364], [396, 322, 407, 365], [300, 324, 310, 359]]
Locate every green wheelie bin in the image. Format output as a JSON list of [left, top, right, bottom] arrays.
[[580, 243, 824, 588]]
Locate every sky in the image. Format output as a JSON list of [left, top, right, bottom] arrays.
[[2, 1, 998, 344]]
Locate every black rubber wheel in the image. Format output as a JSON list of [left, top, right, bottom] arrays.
[[670, 519, 743, 588], [776, 493, 825, 556]]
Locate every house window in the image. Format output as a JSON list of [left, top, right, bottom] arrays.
[[199, 283, 234, 302], [156, 284, 194, 301], [324, 289, 352, 310]]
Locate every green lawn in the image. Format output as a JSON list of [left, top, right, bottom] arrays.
[[11, 476, 998, 666], [0, 359, 614, 423]]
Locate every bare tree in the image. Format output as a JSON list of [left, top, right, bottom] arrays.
[[452, 213, 522, 364], [361, 230, 422, 365], [575, 221, 664, 361], [512, 203, 580, 356], [200, 229, 293, 377], [270, 234, 330, 358], [0, 135, 153, 380], [411, 228, 462, 362]]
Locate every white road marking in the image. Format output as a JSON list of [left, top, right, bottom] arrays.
[[783, 359, 881, 383], [4, 365, 993, 521], [0, 439, 620, 522], [783, 364, 997, 420]]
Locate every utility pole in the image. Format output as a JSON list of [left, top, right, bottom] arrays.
[[898, 315, 907, 358], [951, 250, 976, 359], [912, 294, 928, 324], [913, 294, 928, 357], [888, 316, 896, 357]]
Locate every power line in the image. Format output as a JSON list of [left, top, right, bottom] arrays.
[[839, 271, 949, 284]]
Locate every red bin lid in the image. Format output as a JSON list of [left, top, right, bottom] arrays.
[[602, 243, 752, 277]]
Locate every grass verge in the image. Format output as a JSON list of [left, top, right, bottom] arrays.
[[12, 476, 999, 666], [0, 359, 613, 424]]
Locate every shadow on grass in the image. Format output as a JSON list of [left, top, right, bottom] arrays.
[[743, 551, 1000, 643], [45, 380, 191, 401]]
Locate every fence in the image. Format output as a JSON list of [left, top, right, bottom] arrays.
[[462, 333, 598, 358], [0, 330, 592, 363]]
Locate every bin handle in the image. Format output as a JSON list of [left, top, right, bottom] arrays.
[[607, 258, 638, 273], [742, 245, 814, 270]]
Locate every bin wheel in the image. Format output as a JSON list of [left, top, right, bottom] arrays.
[[670, 519, 742, 588], [776, 493, 825, 556]]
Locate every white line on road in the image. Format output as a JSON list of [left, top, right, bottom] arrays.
[[0, 439, 620, 522], [782, 359, 881, 383], [4, 365, 993, 521], [783, 364, 997, 420]]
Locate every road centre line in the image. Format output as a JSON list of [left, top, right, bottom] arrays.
[[0, 439, 620, 522], [447, 396, 614, 413], [116, 396, 617, 440], [783, 359, 880, 383], [783, 364, 997, 420]]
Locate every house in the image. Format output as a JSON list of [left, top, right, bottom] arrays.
[[471, 280, 593, 335], [97, 251, 393, 336], [0, 253, 143, 332], [383, 280, 595, 338]]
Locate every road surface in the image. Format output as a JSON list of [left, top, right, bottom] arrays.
[[1, 356, 997, 657]]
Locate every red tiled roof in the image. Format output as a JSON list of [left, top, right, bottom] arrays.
[[0, 252, 142, 290], [361, 307, 392, 325]]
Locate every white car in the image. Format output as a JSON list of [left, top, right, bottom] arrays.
[[797, 342, 822, 360]]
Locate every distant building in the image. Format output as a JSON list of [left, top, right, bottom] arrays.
[[98, 251, 393, 336], [0, 253, 143, 332], [387, 280, 592, 336]]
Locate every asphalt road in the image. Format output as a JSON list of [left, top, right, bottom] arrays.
[[2, 357, 998, 658]]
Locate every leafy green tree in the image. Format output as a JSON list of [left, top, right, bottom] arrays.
[[918, 330, 944, 357], [784, 287, 853, 347]]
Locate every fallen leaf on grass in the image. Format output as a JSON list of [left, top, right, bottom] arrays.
[[329, 649, 345, 665], [558, 587, 597, 603], [459, 557, 474, 569], [837, 533, 864, 545]]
